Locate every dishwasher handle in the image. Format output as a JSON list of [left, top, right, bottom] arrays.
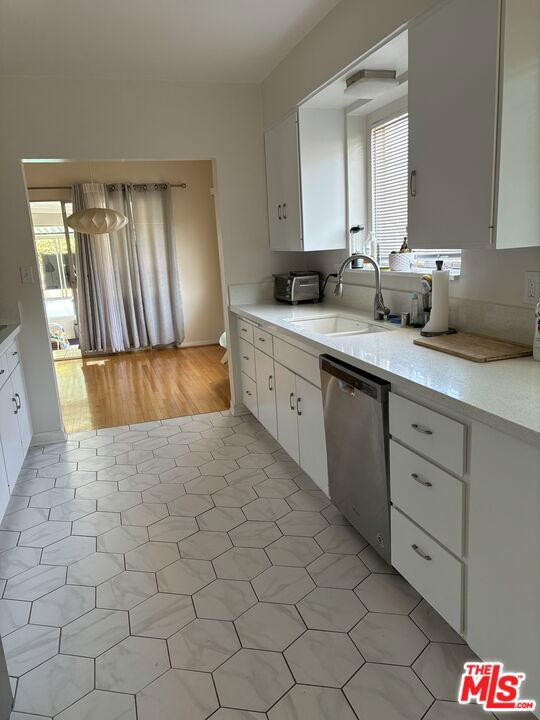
[[320, 354, 389, 403]]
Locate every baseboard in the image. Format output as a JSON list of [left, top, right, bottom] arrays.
[[180, 339, 221, 348], [231, 403, 251, 417], [31, 430, 67, 446]]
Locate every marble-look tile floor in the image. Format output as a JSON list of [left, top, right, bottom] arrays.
[[0, 411, 526, 720]]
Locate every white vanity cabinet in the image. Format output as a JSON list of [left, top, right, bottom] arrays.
[[408, 0, 540, 250], [254, 349, 277, 439], [264, 107, 347, 252]]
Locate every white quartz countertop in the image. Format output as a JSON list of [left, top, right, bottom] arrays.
[[230, 303, 540, 447], [0, 324, 20, 356]]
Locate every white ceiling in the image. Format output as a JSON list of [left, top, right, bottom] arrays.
[[0, 0, 341, 83]]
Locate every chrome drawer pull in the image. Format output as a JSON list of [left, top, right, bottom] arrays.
[[412, 544, 432, 561], [241, 328, 248, 333], [12, 351, 18, 356], [289, 392, 295, 411], [411, 423, 433, 435], [242, 356, 249, 360], [411, 473, 432, 487], [268, 375, 273, 391], [257, 337, 266, 342], [14, 393, 21, 410], [245, 390, 252, 396], [296, 397, 303, 416], [12, 397, 18, 415]]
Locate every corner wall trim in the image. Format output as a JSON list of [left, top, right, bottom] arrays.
[[31, 430, 68, 446]]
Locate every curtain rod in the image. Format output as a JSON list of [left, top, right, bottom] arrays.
[[28, 183, 188, 190]]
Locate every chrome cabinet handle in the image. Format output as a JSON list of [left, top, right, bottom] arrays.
[[257, 337, 265, 343], [12, 397, 18, 415], [277, 204, 282, 220], [242, 355, 249, 360], [240, 328, 248, 333], [411, 473, 432, 487], [14, 393, 21, 410], [409, 169, 417, 197], [289, 392, 295, 410], [412, 544, 432, 561], [12, 351, 18, 356], [296, 397, 302, 416], [245, 390, 252, 396], [411, 423, 433, 435], [268, 375, 273, 391], [282, 203, 287, 219]]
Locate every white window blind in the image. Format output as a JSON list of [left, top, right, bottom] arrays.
[[371, 112, 409, 265]]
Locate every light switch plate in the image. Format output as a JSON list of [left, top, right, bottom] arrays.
[[20, 266, 34, 284], [524, 271, 540, 304]]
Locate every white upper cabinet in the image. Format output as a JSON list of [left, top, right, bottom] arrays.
[[495, 0, 540, 249], [264, 108, 347, 252], [408, 0, 499, 249], [408, 0, 540, 250]]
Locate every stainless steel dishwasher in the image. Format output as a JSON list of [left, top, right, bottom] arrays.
[[320, 355, 391, 563]]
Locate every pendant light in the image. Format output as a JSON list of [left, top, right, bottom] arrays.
[[66, 164, 128, 235]]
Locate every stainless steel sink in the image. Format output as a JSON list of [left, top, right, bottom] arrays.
[[287, 315, 387, 337]]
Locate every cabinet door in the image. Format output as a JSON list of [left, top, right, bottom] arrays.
[[0, 378, 24, 486], [255, 350, 277, 439], [0, 449, 10, 520], [11, 364, 32, 456], [296, 377, 329, 495], [275, 362, 299, 463], [264, 121, 285, 250], [408, 0, 499, 249]]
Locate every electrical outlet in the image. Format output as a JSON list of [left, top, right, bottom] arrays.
[[524, 271, 540, 304], [19, 266, 34, 284]]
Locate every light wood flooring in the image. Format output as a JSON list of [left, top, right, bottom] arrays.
[[54, 345, 230, 433]]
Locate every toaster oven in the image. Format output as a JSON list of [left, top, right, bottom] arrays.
[[273, 271, 321, 304]]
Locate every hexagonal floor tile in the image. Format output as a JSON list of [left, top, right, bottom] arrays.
[[67, 552, 123, 586], [285, 630, 363, 687], [4, 564, 66, 601], [0, 507, 48, 532], [19, 519, 71, 547], [30, 584, 95, 627], [344, 663, 433, 720], [168, 618, 239, 670], [142, 484, 186, 504], [225, 468, 267, 488], [0, 599, 30, 636], [410, 599, 466, 644], [264, 460, 302, 479], [235, 602, 305, 651], [212, 485, 257, 508], [40, 535, 95, 566], [97, 491, 142, 512], [237, 453, 275, 469], [125, 541, 179, 571], [178, 530, 232, 560], [136, 668, 218, 720], [423, 701, 491, 719], [55, 690, 136, 720], [138, 458, 177, 475], [76, 482, 117, 500], [211, 711, 266, 720], [315, 525, 367, 554], [29, 488, 74, 509], [212, 445, 249, 460], [0, 530, 18, 552], [96, 636, 169, 693], [119, 473, 160, 491], [229, 521, 281, 548], [286, 490, 330, 512], [14, 654, 93, 717], [168, 494, 213, 517], [97, 464, 138, 482], [97, 570, 157, 610], [72, 511, 120, 536], [61, 608, 129, 657], [277, 511, 328, 537], [243, 497, 290, 521], [255, 477, 297, 499], [355, 573, 421, 614], [268, 684, 357, 720], [198, 460, 239, 476], [266, 536, 322, 567], [97, 525, 148, 553], [148, 515, 198, 542], [350, 612, 429, 665], [121, 503, 168, 526], [252, 566, 314, 603], [0, 546, 41, 579], [49, 498, 96, 521], [413, 642, 477, 701], [175, 452, 213, 467], [184, 475, 227, 494], [296, 587, 367, 632], [308, 553, 369, 589], [197, 506, 245, 531], [213, 547, 270, 581], [4, 624, 59, 676], [214, 649, 294, 712], [193, 578, 256, 620], [130, 593, 195, 638], [157, 558, 215, 595]]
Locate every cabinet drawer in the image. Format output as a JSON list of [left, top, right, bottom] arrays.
[[237, 319, 254, 344], [240, 372, 258, 416], [391, 507, 463, 632], [390, 440, 463, 556], [389, 393, 466, 475], [239, 339, 256, 381], [274, 338, 320, 388], [0, 353, 8, 389], [6, 340, 20, 374], [253, 329, 273, 356]]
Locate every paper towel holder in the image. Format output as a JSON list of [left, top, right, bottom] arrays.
[[420, 260, 457, 337]]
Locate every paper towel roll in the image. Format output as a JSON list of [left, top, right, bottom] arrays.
[[423, 270, 449, 334]]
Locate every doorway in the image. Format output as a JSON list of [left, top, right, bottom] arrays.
[[29, 200, 81, 360]]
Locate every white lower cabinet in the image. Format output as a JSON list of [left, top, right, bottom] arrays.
[[11, 364, 32, 457], [275, 362, 300, 464], [0, 378, 24, 493], [0, 451, 9, 524], [240, 372, 258, 417], [296, 376, 328, 495], [254, 349, 277, 439]]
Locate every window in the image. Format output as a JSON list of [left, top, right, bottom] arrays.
[[368, 111, 461, 273]]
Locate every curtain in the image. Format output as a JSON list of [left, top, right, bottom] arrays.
[[106, 184, 184, 348], [73, 183, 127, 353]]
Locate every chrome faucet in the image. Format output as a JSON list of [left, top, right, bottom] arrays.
[[334, 254, 390, 321]]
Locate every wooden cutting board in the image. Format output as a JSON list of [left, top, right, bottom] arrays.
[[413, 332, 532, 362]]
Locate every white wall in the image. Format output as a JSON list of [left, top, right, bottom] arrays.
[[25, 159, 224, 347], [0, 77, 302, 438]]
